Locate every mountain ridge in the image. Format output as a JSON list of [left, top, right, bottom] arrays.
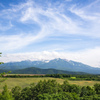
[[0, 58, 100, 74]]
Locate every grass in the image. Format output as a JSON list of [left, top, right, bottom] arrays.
[[0, 77, 64, 91], [0, 77, 100, 92], [68, 80, 100, 86]]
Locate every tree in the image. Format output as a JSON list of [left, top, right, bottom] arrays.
[[0, 53, 4, 65], [1, 84, 14, 100], [0, 53, 7, 79], [80, 86, 95, 97], [19, 87, 32, 100], [11, 86, 21, 100], [94, 83, 100, 94], [0, 53, 10, 77]]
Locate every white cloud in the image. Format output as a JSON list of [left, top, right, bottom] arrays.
[[17, 0, 100, 38], [0, 0, 82, 51], [69, 0, 100, 37], [0, 33, 44, 51], [19, 0, 82, 35], [0, 0, 100, 52], [1, 47, 100, 68]]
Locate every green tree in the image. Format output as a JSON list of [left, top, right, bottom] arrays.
[[37, 93, 52, 100], [86, 86, 95, 96], [0, 53, 7, 82], [1, 84, 14, 100], [52, 92, 74, 100], [61, 80, 70, 92], [19, 87, 32, 100], [0, 53, 11, 78], [94, 83, 100, 94], [11, 86, 21, 100], [0, 53, 4, 64], [80, 86, 95, 97], [37, 92, 75, 100], [32, 80, 62, 99]]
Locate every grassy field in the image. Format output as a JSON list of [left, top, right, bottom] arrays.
[[0, 77, 64, 91], [69, 80, 100, 86], [0, 77, 100, 92]]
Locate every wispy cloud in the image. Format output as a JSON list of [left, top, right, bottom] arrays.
[[0, 32, 46, 51], [69, 0, 100, 37], [19, 0, 83, 36], [0, 0, 82, 51], [0, 0, 100, 51], [0, 0, 100, 67]]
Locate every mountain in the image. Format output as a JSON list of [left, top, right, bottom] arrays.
[[0, 58, 100, 74], [37, 58, 100, 74], [0, 60, 44, 70], [11, 67, 86, 74]]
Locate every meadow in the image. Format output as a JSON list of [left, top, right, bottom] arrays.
[[0, 77, 100, 91], [0, 77, 64, 91]]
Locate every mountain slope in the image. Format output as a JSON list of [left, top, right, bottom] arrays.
[[0, 60, 44, 70], [0, 58, 100, 74], [36, 58, 100, 74]]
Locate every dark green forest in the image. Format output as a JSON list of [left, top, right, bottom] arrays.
[[0, 79, 100, 100]]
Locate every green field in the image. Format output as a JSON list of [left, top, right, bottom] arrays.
[[0, 77, 100, 92], [69, 80, 100, 86], [0, 77, 64, 91]]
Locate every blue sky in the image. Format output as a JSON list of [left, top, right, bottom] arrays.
[[0, 0, 100, 67]]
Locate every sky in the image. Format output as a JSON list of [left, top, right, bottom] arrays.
[[0, 0, 100, 68]]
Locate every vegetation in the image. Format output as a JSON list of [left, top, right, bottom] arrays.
[[1, 53, 100, 99], [0, 53, 11, 83], [3, 74, 100, 81], [0, 53, 3, 65], [0, 53, 7, 83], [46, 74, 100, 81], [0, 77, 100, 91], [0, 78, 64, 91], [0, 79, 100, 100], [0, 67, 87, 74]]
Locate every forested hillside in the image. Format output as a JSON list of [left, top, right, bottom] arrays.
[[11, 67, 87, 74]]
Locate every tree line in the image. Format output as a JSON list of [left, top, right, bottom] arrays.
[[45, 74, 100, 81], [0, 79, 100, 100], [3, 74, 100, 81]]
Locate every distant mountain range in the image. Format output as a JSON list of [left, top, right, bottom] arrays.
[[0, 58, 100, 74]]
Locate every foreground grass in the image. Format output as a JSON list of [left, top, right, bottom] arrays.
[[0, 77, 100, 91]]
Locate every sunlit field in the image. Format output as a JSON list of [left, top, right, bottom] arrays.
[[68, 80, 100, 86], [0, 77, 64, 91], [0, 77, 100, 92]]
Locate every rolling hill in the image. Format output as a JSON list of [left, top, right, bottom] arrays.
[[11, 67, 87, 74]]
